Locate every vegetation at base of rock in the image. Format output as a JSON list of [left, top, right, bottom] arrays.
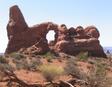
[[64, 58, 86, 79], [85, 61, 112, 87], [0, 52, 112, 87], [26, 58, 42, 71], [14, 59, 29, 70], [39, 64, 64, 82], [77, 52, 89, 61], [43, 52, 55, 62], [0, 55, 8, 64], [0, 56, 13, 71], [9, 52, 25, 60], [13, 57, 42, 71]]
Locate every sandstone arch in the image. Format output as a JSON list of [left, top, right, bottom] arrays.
[[5, 5, 106, 58], [6, 5, 59, 54]]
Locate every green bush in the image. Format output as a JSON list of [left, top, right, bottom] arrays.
[[86, 62, 112, 87], [43, 52, 55, 62], [27, 58, 42, 71], [10, 52, 25, 60], [0, 63, 14, 71], [14, 59, 29, 70], [0, 56, 8, 64], [77, 52, 88, 61], [39, 64, 64, 82], [13, 57, 42, 71], [64, 58, 86, 79]]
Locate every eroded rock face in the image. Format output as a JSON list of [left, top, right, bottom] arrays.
[[84, 26, 100, 39], [5, 5, 58, 54], [5, 5, 106, 58], [7, 5, 28, 40], [54, 25, 106, 57]]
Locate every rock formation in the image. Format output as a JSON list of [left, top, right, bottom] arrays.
[[5, 5, 58, 54], [5, 5, 106, 58], [7, 5, 28, 40], [54, 25, 106, 57]]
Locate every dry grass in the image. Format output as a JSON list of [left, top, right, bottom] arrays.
[[64, 58, 86, 79], [0, 52, 112, 87], [39, 64, 64, 83]]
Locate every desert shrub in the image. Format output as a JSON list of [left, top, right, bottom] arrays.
[[13, 57, 42, 71], [0, 63, 15, 86], [0, 56, 8, 64], [106, 56, 112, 67], [12, 56, 28, 70], [46, 57, 53, 62], [39, 64, 64, 82], [27, 58, 42, 71], [0, 63, 14, 87], [14, 59, 29, 70], [43, 52, 54, 58], [86, 61, 112, 87], [43, 52, 55, 62], [0, 63, 14, 72], [1, 63, 14, 71], [77, 52, 88, 61], [0, 56, 14, 81], [10, 52, 25, 60], [64, 58, 86, 79], [10, 52, 28, 70]]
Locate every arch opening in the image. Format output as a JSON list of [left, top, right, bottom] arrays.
[[46, 30, 55, 44]]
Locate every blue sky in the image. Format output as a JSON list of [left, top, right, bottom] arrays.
[[0, 0, 112, 53]]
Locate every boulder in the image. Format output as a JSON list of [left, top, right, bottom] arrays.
[[84, 26, 100, 39], [75, 26, 90, 39]]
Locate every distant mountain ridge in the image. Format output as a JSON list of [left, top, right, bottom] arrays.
[[103, 47, 112, 54]]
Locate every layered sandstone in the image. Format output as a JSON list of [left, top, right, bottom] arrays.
[[5, 5, 106, 58]]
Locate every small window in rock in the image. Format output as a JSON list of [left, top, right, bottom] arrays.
[[46, 30, 55, 43]]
